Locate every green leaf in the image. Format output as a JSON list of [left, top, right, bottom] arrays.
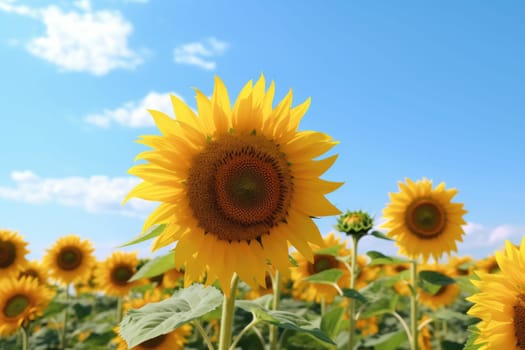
[[118, 224, 166, 248], [314, 245, 342, 256], [320, 306, 345, 339], [370, 230, 394, 241], [236, 301, 335, 344], [42, 300, 69, 318], [440, 341, 464, 350], [364, 330, 407, 350], [361, 294, 399, 318], [130, 253, 175, 281], [303, 268, 344, 285], [342, 288, 368, 303], [366, 251, 410, 265], [464, 325, 484, 350], [119, 284, 222, 348], [419, 270, 455, 286], [289, 254, 299, 267]]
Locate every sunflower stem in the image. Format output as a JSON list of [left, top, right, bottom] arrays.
[[230, 318, 260, 350], [20, 325, 29, 350], [269, 269, 281, 350], [409, 261, 419, 350], [346, 235, 359, 350], [116, 297, 123, 323], [218, 273, 239, 350], [60, 284, 70, 350], [193, 320, 215, 350]]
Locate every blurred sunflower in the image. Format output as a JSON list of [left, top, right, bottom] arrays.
[[356, 316, 379, 336], [0, 276, 54, 336], [383, 263, 411, 296], [418, 264, 460, 310], [18, 260, 48, 285], [74, 262, 99, 294], [382, 178, 467, 262], [96, 251, 139, 297], [467, 238, 525, 349], [42, 235, 96, 285], [418, 315, 433, 350], [125, 75, 342, 292], [447, 255, 474, 277], [113, 289, 192, 350], [0, 229, 29, 278], [291, 232, 350, 304], [474, 255, 499, 274], [161, 268, 185, 289]]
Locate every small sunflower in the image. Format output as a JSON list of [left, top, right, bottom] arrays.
[[113, 290, 192, 350], [383, 263, 411, 296], [291, 232, 350, 304], [161, 268, 185, 289], [125, 75, 342, 293], [467, 238, 525, 350], [0, 229, 29, 278], [42, 235, 96, 285], [356, 316, 379, 336], [95, 251, 139, 297], [0, 276, 55, 336], [18, 260, 48, 285], [418, 264, 460, 310], [382, 178, 467, 262], [474, 255, 500, 274], [418, 315, 433, 350], [74, 261, 99, 294], [447, 256, 474, 277]]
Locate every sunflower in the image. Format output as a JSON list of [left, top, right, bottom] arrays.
[[383, 263, 411, 296], [447, 255, 474, 277], [474, 255, 500, 274], [418, 315, 433, 350], [18, 260, 48, 285], [0, 276, 55, 336], [467, 238, 525, 349], [0, 229, 29, 279], [381, 178, 467, 262], [356, 316, 379, 336], [42, 235, 96, 285], [291, 232, 350, 304], [95, 251, 140, 297], [113, 289, 192, 350], [418, 264, 460, 310], [124, 75, 342, 293], [161, 268, 185, 289]]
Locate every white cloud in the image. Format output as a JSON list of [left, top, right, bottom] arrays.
[[0, 0, 144, 75], [174, 37, 229, 70], [462, 222, 484, 235], [488, 224, 516, 244], [0, 170, 155, 217], [84, 91, 181, 128]]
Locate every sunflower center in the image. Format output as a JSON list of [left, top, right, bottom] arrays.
[[406, 199, 446, 239], [187, 134, 293, 242], [139, 333, 166, 348], [0, 241, 16, 268], [513, 294, 525, 348], [57, 247, 83, 271], [308, 255, 338, 274], [3, 294, 30, 318], [111, 265, 134, 286]]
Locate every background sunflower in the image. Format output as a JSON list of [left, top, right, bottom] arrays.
[[95, 251, 139, 297], [0, 229, 29, 279]]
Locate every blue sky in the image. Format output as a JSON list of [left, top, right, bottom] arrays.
[[1, 0, 524, 261]]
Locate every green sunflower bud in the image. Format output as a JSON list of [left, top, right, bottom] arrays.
[[337, 210, 374, 238]]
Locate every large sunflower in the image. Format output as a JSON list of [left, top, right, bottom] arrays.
[[0, 276, 54, 336], [381, 178, 467, 262], [42, 235, 96, 285], [0, 229, 29, 279], [467, 238, 525, 350], [95, 251, 140, 297], [125, 75, 342, 292]]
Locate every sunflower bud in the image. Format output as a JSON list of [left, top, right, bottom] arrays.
[[337, 210, 374, 238]]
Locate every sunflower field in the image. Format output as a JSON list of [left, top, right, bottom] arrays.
[[0, 77, 513, 350]]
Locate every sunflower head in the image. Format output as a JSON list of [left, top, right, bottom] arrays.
[[381, 178, 467, 262], [96, 251, 140, 297], [18, 260, 48, 285], [0, 229, 29, 278], [42, 235, 96, 285], [125, 75, 342, 294], [337, 210, 374, 238], [0, 276, 55, 336], [418, 264, 459, 310]]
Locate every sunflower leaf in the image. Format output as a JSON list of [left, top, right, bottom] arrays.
[[119, 284, 222, 348], [288, 254, 299, 267], [303, 268, 344, 284], [419, 270, 456, 286], [464, 325, 484, 350], [320, 306, 345, 339], [341, 288, 368, 303], [118, 224, 166, 248], [129, 253, 175, 282], [366, 251, 410, 265], [369, 230, 394, 241]]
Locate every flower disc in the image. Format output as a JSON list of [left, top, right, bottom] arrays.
[[381, 178, 467, 262], [125, 75, 342, 293], [0, 230, 29, 278]]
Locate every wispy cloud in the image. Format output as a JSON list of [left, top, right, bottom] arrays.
[[84, 91, 182, 128], [0, 0, 144, 75], [173, 37, 229, 70], [0, 170, 154, 217]]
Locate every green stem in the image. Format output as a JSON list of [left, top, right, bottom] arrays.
[[269, 270, 281, 350], [116, 297, 123, 323], [20, 326, 29, 350], [60, 284, 70, 350], [347, 235, 359, 350], [193, 320, 215, 350], [218, 273, 240, 350], [229, 319, 260, 350], [410, 261, 419, 350], [389, 311, 412, 346], [320, 296, 326, 316]]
